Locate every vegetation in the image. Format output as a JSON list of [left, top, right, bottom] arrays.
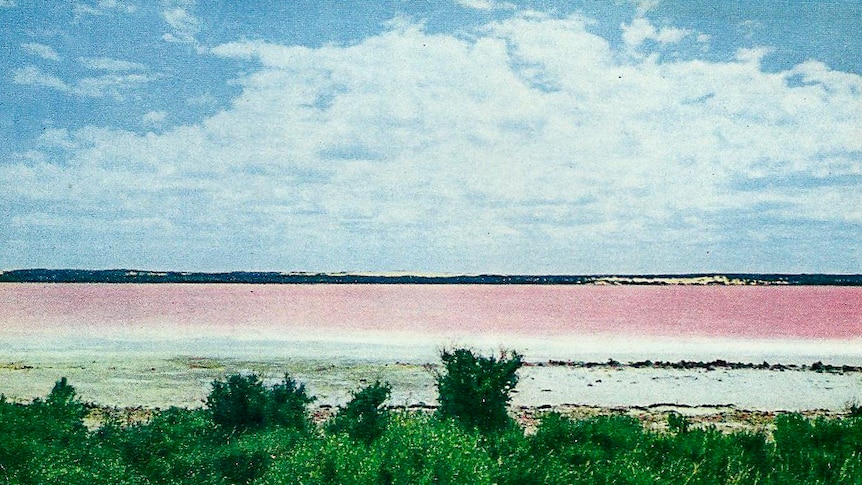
[[326, 381, 391, 445], [1, 349, 861, 484], [435, 347, 523, 433], [207, 373, 315, 434]]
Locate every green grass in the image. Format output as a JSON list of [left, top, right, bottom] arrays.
[[2, 380, 862, 484]]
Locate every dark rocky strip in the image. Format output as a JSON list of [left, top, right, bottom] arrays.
[[527, 359, 862, 374]]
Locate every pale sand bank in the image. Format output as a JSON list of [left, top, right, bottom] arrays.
[[1, 337, 860, 413]]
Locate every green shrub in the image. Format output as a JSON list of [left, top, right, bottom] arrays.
[[435, 348, 523, 433], [666, 411, 690, 434], [265, 374, 316, 431], [265, 414, 496, 485], [0, 379, 142, 485], [112, 407, 222, 484], [327, 381, 392, 444], [531, 413, 644, 465], [772, 413, 862, 483], [373, 414, 495, 484], [31, 377, 88, 437], [207, 373, 315, 433]]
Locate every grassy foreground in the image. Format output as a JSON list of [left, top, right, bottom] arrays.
[[2, 349, 862, 484]]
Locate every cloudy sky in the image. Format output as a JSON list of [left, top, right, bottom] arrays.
[[1, 1, 860, 274]]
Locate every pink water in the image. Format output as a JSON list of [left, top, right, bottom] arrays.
[[1, 284, 860, 342]]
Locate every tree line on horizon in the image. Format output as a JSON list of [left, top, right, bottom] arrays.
[[2, 268, 862, 285]]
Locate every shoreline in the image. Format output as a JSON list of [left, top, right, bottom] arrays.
[[80, 400, 855, 436], [2, 351, 860, 413]]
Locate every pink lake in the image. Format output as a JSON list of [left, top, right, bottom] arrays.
[[1, 284, 861, 344]]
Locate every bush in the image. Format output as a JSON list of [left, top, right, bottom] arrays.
[[435, 348, 523, 433], [267, 414, 495, 484], [327, 381, 392, 444], [772, 413, 862, 483], [666, 411, 690, 434], [531, 413, 644, 465], [0, 379, 142, 485], [266, 374, 317, 431], [112, 407, 221, 484], [206, 373, 315, 434]]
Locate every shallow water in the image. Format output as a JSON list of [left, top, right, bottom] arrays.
[[1, 283, 861, 363]]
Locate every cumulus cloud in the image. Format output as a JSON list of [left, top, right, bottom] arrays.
[[631, 0, 660, 16], [622, 17, 691, 49], [21, 42, 61, 61], [4, 14, 860, 272]]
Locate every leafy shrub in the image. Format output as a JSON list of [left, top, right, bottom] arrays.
[[112, 407, 222, 484], [435, 348, 523, 433], [327, 381, 392, 444], [0, 379, 141, 485], [773, 413, 862, 483], [32, 377, 88, 437], [265, 414, 496, 484], [373, 414, 495, 484], [207, 373, 315, 433], [265, 374, 316, 431], [214, 444, 271, 484], [666, 411, 690, 434], [531, 413, 644, 465]]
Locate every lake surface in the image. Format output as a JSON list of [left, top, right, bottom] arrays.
[[1, 283, 861, 363]]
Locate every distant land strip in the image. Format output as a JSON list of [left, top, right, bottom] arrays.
[[0, 269, 861, 285]]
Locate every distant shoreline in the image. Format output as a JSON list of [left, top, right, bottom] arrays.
[[2, 269, 861, 285]]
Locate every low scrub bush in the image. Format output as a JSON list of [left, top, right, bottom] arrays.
[[326, 380, 392, 444], [207, 373, 315, 434], [435, 348, 523, 433]]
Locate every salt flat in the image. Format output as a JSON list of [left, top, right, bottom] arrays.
[[1, 338, 859, 412]]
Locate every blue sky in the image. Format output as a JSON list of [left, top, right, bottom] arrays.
[[1, 0, 860, 274]]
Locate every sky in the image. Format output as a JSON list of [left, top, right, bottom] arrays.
[[1, 0, 860, 274]]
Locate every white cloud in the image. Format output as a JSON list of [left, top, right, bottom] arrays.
[[142, 110, 168, 127], [455, 0, 515, 11], [39, 128, 78, 149], [738, 19, 761, 40], [79, 56, 147, 71], [13, 65, 157, 99], [0, 0, 16, 7], [161, 2, 200, 46], [622, 17, 690, 49], [631, 0, 660, 16], [21, 42, 61, 61], [735, 46, 773, 65], [73, 0, 135, 17], [76, 73, 157, 99], [13, 66, 70, 91], [97, 0, 136, 12], [5, 14, 861, 272], [185, 92, 217, 107]]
